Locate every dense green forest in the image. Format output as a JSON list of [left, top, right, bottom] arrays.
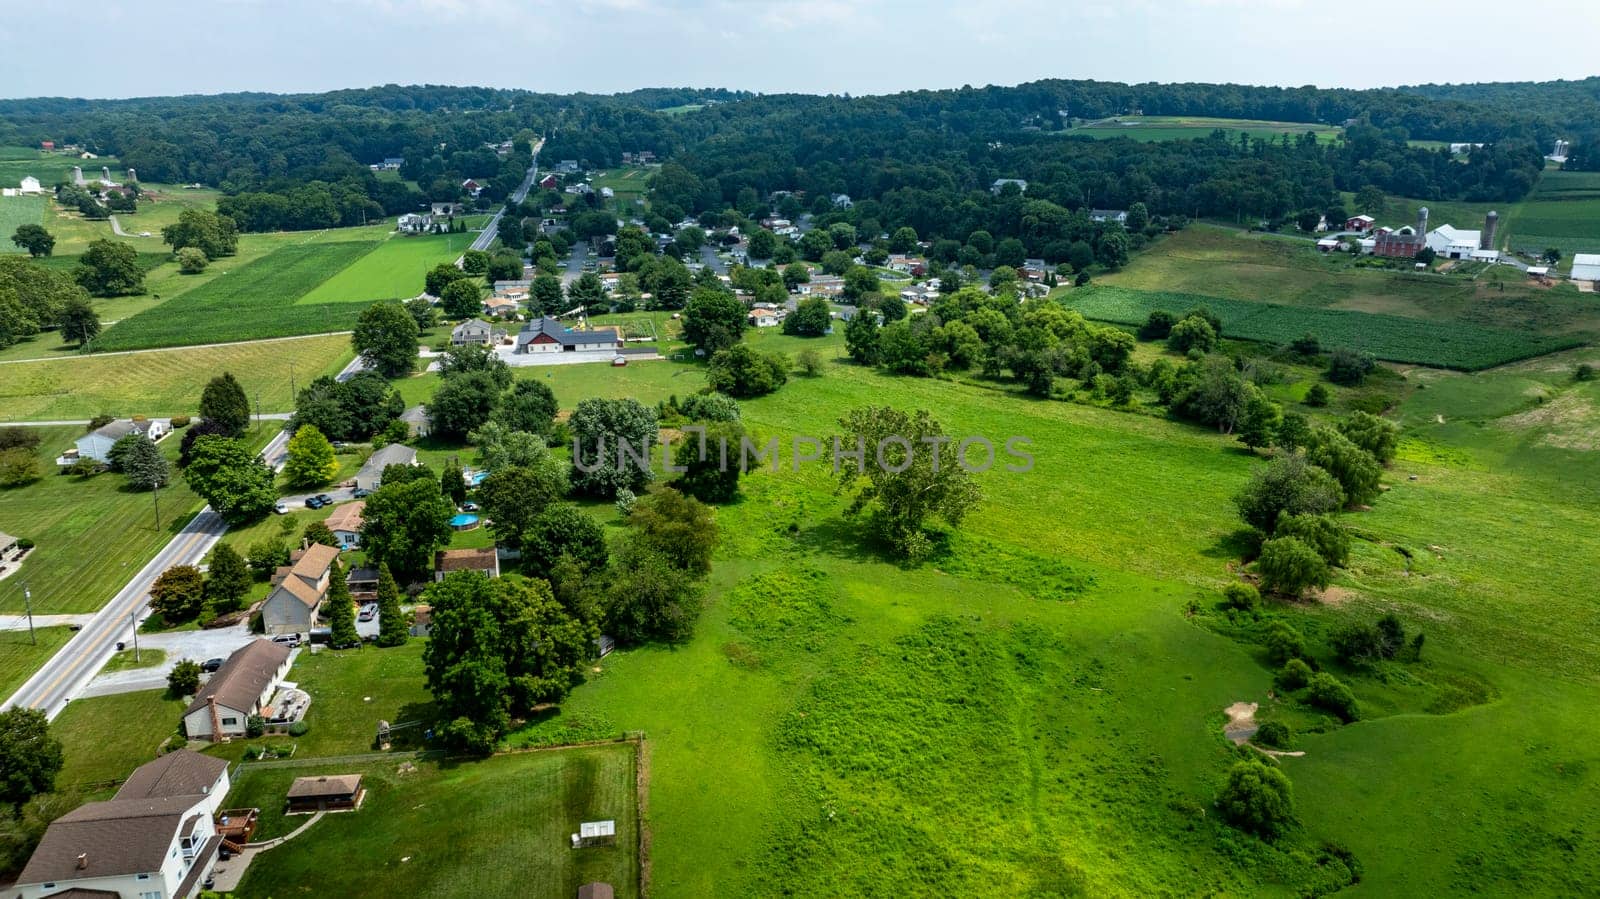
[[0, 78, 1586, 234]]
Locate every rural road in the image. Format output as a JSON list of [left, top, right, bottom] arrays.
[[2, 353, 365, 719], [465, 141, 541, 255], [562, 240, 590, 285]]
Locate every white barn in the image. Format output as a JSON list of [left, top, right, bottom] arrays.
[[1570, 253, 1600, 283]]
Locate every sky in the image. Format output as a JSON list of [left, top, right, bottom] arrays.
[[1, 0, 1598, 100]]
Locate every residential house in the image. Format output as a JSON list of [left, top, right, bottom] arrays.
[[991, 178, 1028, 195], [493, 279, 531, 301], [514, 317, 623, 355], [482, 297, 520, 319], [887, 254, 928, 275], [1089, 209, 1128, 225], [346, 567, 380, 602], [325, 501, 365, 550], [260, 544, 338, 636], [748, 307, 782, 328], [538, 173, 559, 190], [831, 193, 853, 209], [798, 276, 845, 298], [354, 444, 418, 492], [556, 160, 580, 174], [461, 179, 483, 197], [431, 202, 464, 217], [182, 639, 294, 739], [1344, 214, 1377, 232], [435, 546, 501, 581], [11, 751, 230, 899], [57, 418, 170, 467], [398, 406, 430, 439], [396, 213, 429, 234], [451, 318, 496, 347]]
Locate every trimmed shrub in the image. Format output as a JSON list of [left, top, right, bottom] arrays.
[[1276, 658, 1313, 691], [1264, 621, 1308, 664], [288, 721, 310, 737], [1254, 720, 1294, 749], [1223, 582, 1260, 611], [1306, 672, 1360, 721]]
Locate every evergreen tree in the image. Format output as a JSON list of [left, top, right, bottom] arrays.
[[121, 436, 171, 490], [374, 562, 408, 647], [324, 562, 359, 647], [198, 372, 251, 437]]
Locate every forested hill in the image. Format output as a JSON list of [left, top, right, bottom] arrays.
[[1395, 77, 1600, 143]]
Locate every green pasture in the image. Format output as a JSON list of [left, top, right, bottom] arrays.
[[296, 231, 475, 305], [0, 147, 124, 191]]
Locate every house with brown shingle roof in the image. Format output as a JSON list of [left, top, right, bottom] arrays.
[[260, 543, 338, 635], [182, 639, 293, 741], [12, 750, 230, 899], [325, 501, 365, 549], [434, 546, 500, 581]]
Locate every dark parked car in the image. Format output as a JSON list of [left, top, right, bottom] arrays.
[[304, 497, 324, 510], [201, 658, 224, 673], [352, 488, 372, 498], [315, 494, 334, 505]]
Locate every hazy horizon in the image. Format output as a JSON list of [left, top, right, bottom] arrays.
[[0, 0, 1596, 101]]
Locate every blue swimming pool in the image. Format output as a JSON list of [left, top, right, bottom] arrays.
[[449, 513, 480, 530]]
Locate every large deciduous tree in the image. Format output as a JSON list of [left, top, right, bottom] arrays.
[[183, 436, 277, 524], [160, 208, 239, 258], [422, 573, 594, 752], [834, 406, 981, 560], [283, 424, 338, 488], [0, 707, 64, 806], [74, 239, 144, 296], [568, 398, 658, 497], [353, 301, 421, 377], [10, 225, 54, 258], [682, 287, 746, 354], [359, 476, 453, 581], [203, 542, 251, 615], [150, 564, 206, 622]]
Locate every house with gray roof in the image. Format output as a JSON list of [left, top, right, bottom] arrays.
[[56, 418, 170, 467], [450, 318, 496, 347], [514, 317, 623, 355], [354, 443, 418, 492], [12, 750, 229, 899]]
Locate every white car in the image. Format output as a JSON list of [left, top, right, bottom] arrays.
[[273, 501, 289, 514]]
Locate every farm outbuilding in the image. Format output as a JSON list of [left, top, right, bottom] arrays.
[[1570, 253, 1600, 283]]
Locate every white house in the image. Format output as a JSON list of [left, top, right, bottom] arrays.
[[183, 639, 294, 740], [1090, 209, 1129, 224], [57, 418, 170, 467], [451, 318, 496, 347], [1570, 253, 1600, 283], [325, 501, 365, 549], [13, 750, 231, 899], [259, 544, 338, 636], [991, 178, 1028, 194], [514, 317, 623, 355], [354, 444, 418, 492]]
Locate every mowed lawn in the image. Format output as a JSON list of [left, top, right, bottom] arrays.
[[233, 745, 640, 898], [0, 627, 73, 703], [0, 332, 352, 420], [298, 230, 478, 305], [94, 240, 380, 350], [50, 688, 187, 787]]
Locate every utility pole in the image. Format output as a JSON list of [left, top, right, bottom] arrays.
[[289, 363, 297, 404], [22, 581, 34, 646], [130, 609, 140, 664], [254, 391, 262, 425], [151, 481, 162, 531]]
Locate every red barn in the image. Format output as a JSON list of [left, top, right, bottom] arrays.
[[539, 174, 558, 190], [39, 141, 54, 151], [1344, 214, 1376, 232]]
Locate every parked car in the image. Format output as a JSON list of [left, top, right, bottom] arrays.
[[270, 633, 302, 647], [304, 497, 324, 510], [274, 501, 289, 514], [462, 501, 479, 512], [315, 494, 334, 505], [358, 603, 379, 622], [352, 488, 372, 498], [201, 658, 224, 673]]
